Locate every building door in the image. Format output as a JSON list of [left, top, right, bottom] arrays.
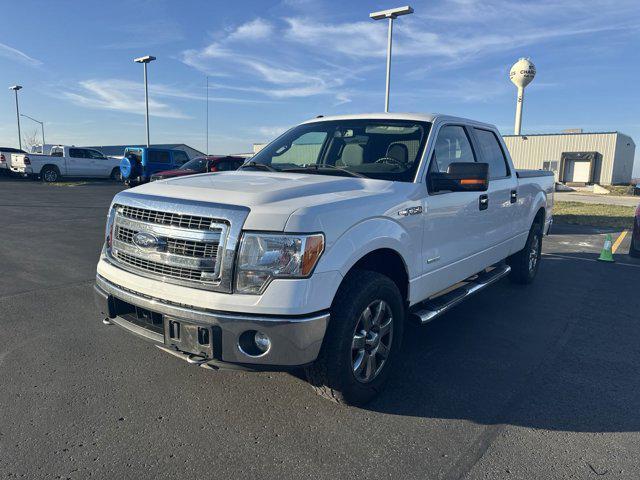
[[565, 160, 591, 182]]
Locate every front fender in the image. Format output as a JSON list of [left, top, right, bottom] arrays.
[[316, 216, 418, 279]]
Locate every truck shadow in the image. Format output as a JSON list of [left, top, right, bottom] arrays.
[[365, 253, 640, 433]]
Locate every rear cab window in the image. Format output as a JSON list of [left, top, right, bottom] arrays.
[[124, 149, 143, 164]]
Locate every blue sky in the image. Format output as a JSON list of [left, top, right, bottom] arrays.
[[1, 0, 638, 174]]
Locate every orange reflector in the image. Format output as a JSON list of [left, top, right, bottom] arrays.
[[301, 235, 325, 276], [460, 179, 486, 185]]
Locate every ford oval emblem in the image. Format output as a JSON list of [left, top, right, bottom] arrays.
[[133, 231, 163, 250]]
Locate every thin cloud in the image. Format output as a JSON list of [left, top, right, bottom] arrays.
[[61, 79, 191, 119], [227, 18, 274, 41], [0, 42, 42, 67]]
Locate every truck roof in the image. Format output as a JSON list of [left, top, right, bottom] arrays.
[[301, 112, 497, 130]]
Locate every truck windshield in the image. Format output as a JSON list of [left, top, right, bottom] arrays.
[[249, 120, 431, 182]]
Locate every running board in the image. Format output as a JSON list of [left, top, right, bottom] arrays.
[[411, 264, 511, 324]]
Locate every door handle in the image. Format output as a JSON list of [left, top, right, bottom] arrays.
[[479, 194, 489, 211], [510, 190, 518, 203]]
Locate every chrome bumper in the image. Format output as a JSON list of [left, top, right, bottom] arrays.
[[94, 275, 329, 368]]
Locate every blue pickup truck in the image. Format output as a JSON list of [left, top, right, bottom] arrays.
[[119, 147, 190, 186]]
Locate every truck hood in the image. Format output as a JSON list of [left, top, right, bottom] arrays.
[[124, 170, 396, 230]]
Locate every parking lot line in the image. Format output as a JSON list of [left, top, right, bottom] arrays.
[[611, 230, 628, 254], [543, 252, 640, 269]]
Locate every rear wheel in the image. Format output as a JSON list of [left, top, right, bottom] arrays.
[[110, 167, 122, 182], [507, 222, 543, 284], [305, 270, 404, 406], [41, 166, 60, 183], [630, 226, 640, 258]]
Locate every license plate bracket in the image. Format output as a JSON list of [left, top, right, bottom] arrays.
[[163, 317, 214, 359]]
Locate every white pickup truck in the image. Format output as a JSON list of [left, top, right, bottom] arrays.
[[10, 145, 121, 182], [94, 113, 554, 405]]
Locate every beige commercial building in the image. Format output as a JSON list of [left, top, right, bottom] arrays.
[[503, 131, 636, 185]]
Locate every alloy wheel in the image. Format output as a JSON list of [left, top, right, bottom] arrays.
[[529, 233, 540, 272], [351, 299, 393, 383]]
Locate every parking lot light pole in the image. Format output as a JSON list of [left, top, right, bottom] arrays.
[[9, 85, 23, 149], [20, 114, 45, 149], [206, 75, 209, 155], [134, 55, 156, 147], [369, 6, 413, 113]]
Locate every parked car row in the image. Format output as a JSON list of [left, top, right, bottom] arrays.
[[0, 144, 248, 184]]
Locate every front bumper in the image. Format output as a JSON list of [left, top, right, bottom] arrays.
[[94, 275, 329, 369]]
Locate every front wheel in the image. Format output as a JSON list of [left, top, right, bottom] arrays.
[[507, 222, 543, 284], [305, 270, 404, 406]]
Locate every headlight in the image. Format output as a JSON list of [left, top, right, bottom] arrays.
[[235, 233, 325, 294]]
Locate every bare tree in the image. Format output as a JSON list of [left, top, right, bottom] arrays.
[[22, 129, 40, 152]]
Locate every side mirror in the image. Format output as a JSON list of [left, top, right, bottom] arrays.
[[429, 162, 489, 193]]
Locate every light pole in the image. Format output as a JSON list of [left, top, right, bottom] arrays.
[[206, 75, 209, 155], [370, 6, 413, 112], [133, 55, 156, 147], [9, 85, 23, 149], [21, 114, 46, 150]]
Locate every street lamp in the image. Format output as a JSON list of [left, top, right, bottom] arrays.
[[206, 75, 209, 155], [133, 55, 156, 147], [21, 114, 46, 150], [369, 5, 413, 112], [9, 85, 23, 150]]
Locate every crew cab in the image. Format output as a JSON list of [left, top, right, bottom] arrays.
[[150, 155, 245, 181], [10, 145, 121, 182], [94, 113, 554, 405], [119, 147, 190, 186]]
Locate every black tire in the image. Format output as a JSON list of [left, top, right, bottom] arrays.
[[305, 270, 404, 406], [110, 167, 122, 182], [630, 227, 640, 258], [507, 222, 543, 284], [41, 165, 60, 183]]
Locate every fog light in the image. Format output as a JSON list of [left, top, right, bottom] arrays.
[[254, 331, 271, 353], [238, 330, 271, 357]]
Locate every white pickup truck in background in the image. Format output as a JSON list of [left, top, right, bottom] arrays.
[[94, 113, 554, 405], [10, 145, 122, 182]]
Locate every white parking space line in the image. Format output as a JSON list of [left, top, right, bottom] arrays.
[[543, 252, 640, 269]]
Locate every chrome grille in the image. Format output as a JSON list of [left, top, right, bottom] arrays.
[[106, 195, 248, 293], [115, 225, 218, 259], [114, 250, 204, 281], [117, 204, 217, 230]]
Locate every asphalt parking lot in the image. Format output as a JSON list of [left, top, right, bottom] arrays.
[[1, 178, 639, 480]]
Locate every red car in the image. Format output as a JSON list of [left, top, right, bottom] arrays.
[[150, 155, 246, 181], [631, 203, 640, 258]]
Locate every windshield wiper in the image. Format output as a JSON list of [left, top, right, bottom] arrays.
[[239, 161, 278, 172], [283, 164, 366, 178]]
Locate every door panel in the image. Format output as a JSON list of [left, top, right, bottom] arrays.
[[471, 128, 519, 257], [67, 148, 93, 176], [413, 124, 492, 301]]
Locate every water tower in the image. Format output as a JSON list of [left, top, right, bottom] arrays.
[[509, 58, 536, 135]]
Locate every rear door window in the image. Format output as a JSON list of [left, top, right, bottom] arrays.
[[148, 150, 171, 164], [473, 128, 510, 179], [68, 148, 89, 159]]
